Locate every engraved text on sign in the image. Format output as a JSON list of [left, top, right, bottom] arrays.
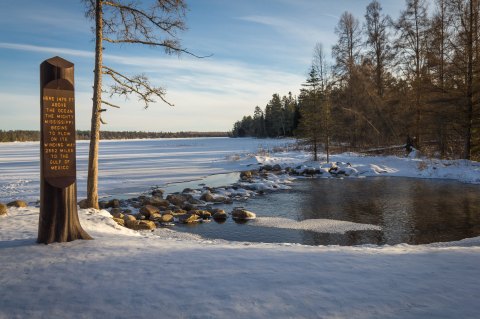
[[42, 88, 76, 188]]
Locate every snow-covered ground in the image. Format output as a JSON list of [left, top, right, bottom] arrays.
[[1, 207, 480, 319], [1, 138, 480, 318]]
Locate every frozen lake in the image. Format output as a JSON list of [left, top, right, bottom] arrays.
[[0, 137, 293, 202]]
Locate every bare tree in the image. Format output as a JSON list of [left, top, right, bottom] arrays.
[[312, 43, 331, 162], [364, 0, 393, 98], [83, 0, 204, 208], [447, 0, 479, 159], [395, 0, 430, 146], [332, 11, 363, 80]]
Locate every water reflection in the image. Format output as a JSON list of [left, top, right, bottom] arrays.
[[174, 177, 480, 246]]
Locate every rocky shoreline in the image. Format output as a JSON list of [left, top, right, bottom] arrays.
[[1, 161, 356, 232]]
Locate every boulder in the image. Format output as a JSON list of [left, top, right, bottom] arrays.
[[126, 220, 156, 230], [113, 218, 125, 226], [182, 203, 196, 212], [138, 220, 156, 230], [123, 214, 136, 222], [139, 205, 160, 218], [98, 201, 109, 209], [240, 170, 253, 180], [160, 213, 174, 223], [103, 199, 119, 209], [144, 197, 170, 208], [0, 203, 7, 215], [179, 213, 199, 224], [78, 199, 89, 209], [231, 208, 256, 220], [166, 194, 187, 206], [151, 189, 164, 198], [131, 202, 142, 209], [7, 200, 27, 208], [172, 209, 187, 216], [272, 164, 282, 171], [262, 164, 273, 171], [149, 212, 162, 221], [303, 168, 317, 175], [201, 191, 228, 203], [188, 197, 204, 205], [190, 210, 211, 219], [112, 212, 124, 219], [110, 208, 122, 215], [200, 191, 215, 202], [212, 209, 228, 221]]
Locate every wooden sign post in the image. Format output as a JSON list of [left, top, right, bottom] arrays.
[[38, 56, 91, 244]]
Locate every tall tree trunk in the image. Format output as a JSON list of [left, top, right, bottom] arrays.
[[464, 0, 474, 159], [86, 0, 103, 209]]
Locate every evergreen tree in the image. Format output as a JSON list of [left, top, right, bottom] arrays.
[[298, 65, 323, 161]]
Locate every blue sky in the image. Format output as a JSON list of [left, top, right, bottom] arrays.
[[0, 0, 407, 132]]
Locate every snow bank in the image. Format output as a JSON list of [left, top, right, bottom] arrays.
[[255, 151, 480, 184], [1, 206, 480, 319]]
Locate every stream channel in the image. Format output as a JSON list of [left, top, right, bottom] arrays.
[[169, 176, 480, 246]]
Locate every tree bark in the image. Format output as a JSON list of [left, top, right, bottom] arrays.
[[87, 0, 104, 208], [464, 0, 474, 159]]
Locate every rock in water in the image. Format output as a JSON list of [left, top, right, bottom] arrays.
[[0, 203, 7, 215], [212, 209, 228, 221], [7, 200, 27, 208], [151, 188, 164, 198], [149, 212, 162, 221], [179, 213, 199, 224], [166, 194, 187, 206], [139, 205, 160, 218], [106, 199, 120, 209], [143, 197, 170, 208], [231, 208, 256, 220], [160, 213, 174, 223]]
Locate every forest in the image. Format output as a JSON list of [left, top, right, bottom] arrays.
[[232, 0, 480, 160], [0, 130, 227, 142]]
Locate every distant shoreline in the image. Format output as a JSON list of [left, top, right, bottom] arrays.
[[0, 130, 230, 142]]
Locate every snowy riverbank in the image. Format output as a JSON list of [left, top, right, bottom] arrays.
[[1, 206, 480, 318], [1, 138, 480, 318]]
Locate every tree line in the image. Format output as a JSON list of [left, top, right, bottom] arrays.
[[232, 0, 480, 161], [0, 130, 227, 142]]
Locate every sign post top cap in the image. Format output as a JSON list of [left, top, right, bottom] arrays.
[[43, 56, 74, 68]]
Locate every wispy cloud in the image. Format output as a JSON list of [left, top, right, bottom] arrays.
[[238, 15, 335, 47], [0, 41, 303, 96], [0, 42, 304, 131], [0, 42, 93, 58]]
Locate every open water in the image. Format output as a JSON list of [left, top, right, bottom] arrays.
[[173, 176, 480, 246]]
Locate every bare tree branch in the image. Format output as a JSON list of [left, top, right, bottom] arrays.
[[102, 65, 174, 107], [101, 100, 121, 108]]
